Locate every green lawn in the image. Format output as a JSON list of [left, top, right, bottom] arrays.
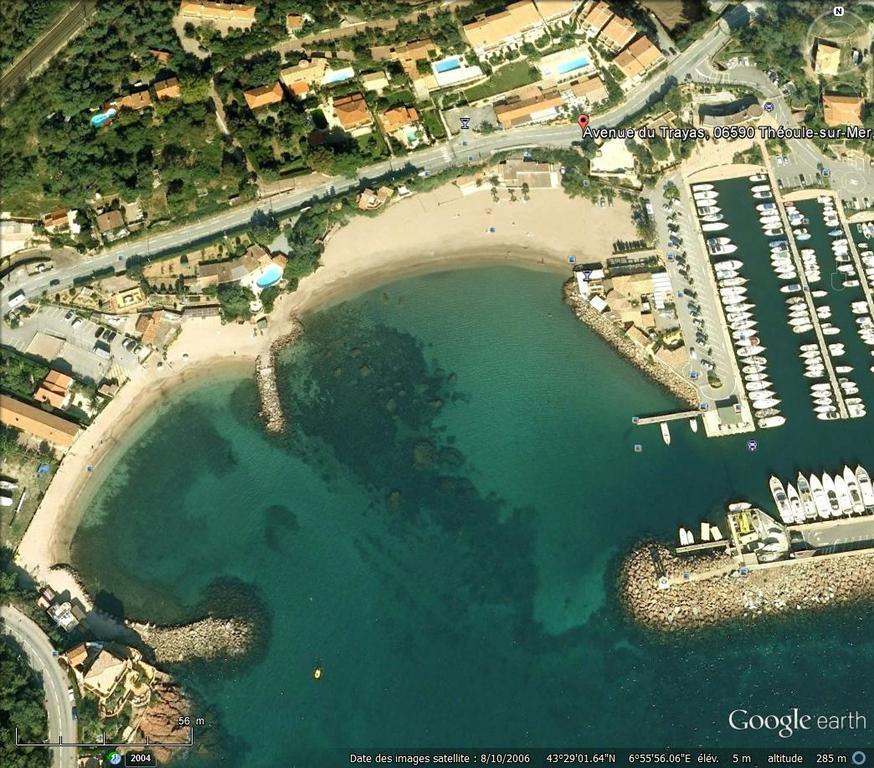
[[459, 60, 540, 104], [420, 108, 447, 140]]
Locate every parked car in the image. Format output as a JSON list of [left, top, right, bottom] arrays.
[[105, 330, 117, 343], [64, 310, 74, 322], [71, 317, 83, 329], [94, 327, 105, 339]]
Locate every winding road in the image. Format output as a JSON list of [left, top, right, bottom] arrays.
[[3, 8, 869, 315], [0, 21, 731, 313], [0, 605, 76, 768]]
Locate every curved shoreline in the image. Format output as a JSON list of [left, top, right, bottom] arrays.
[[17, 185, 637, 594]]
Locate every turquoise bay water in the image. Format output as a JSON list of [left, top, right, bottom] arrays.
[[71, 266, 874, 765]]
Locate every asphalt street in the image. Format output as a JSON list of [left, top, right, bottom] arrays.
[[0, 605, 76, 768], [0, 23, 730, 313]]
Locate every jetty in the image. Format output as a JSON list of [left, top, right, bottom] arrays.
[[255, 319, 304, 433], [633, 409, 701, 426]]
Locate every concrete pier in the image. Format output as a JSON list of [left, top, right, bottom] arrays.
[[633, 409, 701, 426], [759, 141, 848, 418]]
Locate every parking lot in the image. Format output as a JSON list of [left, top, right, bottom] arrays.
[[3, 306, 146, 383], [652, 176, 745, 407], [770, 148, 874, 213]]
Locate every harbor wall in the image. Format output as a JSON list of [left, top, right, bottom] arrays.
[[621, 540, 874, 631], [562, 279, 699, 407], [255, 319, 304, 433]]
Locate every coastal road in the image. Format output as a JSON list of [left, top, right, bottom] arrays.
[[1, 21, 732, 312], [0, 605, 76, 768]]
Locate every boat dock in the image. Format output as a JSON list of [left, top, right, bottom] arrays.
[[760, 142, 849, 419], [632, 409, 701, 426], [674, 539, 728, 555], [834, 193, 874, 318]]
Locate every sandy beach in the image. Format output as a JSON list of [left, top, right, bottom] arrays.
[[15, 182, 638, 602]]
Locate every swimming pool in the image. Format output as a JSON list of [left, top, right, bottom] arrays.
[[557, 56, 590, 75], [434, 57, 462, 73], [256, 264, 283, 288]]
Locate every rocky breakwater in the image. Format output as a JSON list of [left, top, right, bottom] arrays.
[[256, 318, 304, 432], [621, 541, 874, 631], [563, 279, 698, 407], [129, 616, 254, 664]]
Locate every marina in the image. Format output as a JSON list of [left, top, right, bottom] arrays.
[[662, 158, 874, 441]]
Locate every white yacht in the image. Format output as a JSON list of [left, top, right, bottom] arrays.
[[702, 222, 730, 231], [834, 474, 854, 516], [856, 466, 874, 510], [822, 473, 842, 517], [809, 475, 831, 519], [759, 415, 785, 428], [715, 259, 742, 271], [843, 466, 865, 515], [786, 484, 805, 524], [797, 474, 818, 521]]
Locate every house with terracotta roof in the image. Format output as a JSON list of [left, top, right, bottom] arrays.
[[286, 13, 306, 35], [179, 1, 256, 25], [244, 81, 283, 110], [331, 92, 373, 135], [33, 370, 73, 410], [82, 649, 130, 699], [149, 49, 172, 64], [814, 40, 841, 76], [118, 89, 152, 111], [42, 207, 69, 233], [95, 210, 129, 241], [822, 93, 864, 126], [494, 87, 564, 129], [564, 74, 609, 106], [361, 71, 390, 94], [154, 77, 182, 100], [627, 36, 664, 71], [357, 186, 394, 210], [0, 394, 79, 449], [279, 59, 328, 99], [379, 106, 424, 147], [135, 311, 164, 345], [599, 14, 636, 51], [63, 643, 90, 670], [535, 0, 582, 26], [580, 0, 613, 37], [614, 36, 664, 81], [463, 0, 546, 57]]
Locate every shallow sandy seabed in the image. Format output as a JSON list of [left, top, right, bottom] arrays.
[[15, 184, 639, 604]]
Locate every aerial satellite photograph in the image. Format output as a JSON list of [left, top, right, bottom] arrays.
[[1, 1, 874, 766]]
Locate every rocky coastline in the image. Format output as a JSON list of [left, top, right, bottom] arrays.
[[129, 615, 255, 664], [135, 678, 192, 763], [621, 540, 874, 631], [562, 279, 699, 407], [256, 318, 304, 432]]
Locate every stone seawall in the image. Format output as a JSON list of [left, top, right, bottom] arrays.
[[621, 541, 874, 631], [256, 318, 304, 433], [129, 616, 254, 664], [563, 280, 699, 407]]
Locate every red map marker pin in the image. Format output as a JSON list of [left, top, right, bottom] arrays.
[[577, 114, 589, 132]]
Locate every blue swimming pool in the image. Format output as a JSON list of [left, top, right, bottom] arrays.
[[256, 264, 282, 288], [434, 57, 461, 73], [557, 56, 590, 75]]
